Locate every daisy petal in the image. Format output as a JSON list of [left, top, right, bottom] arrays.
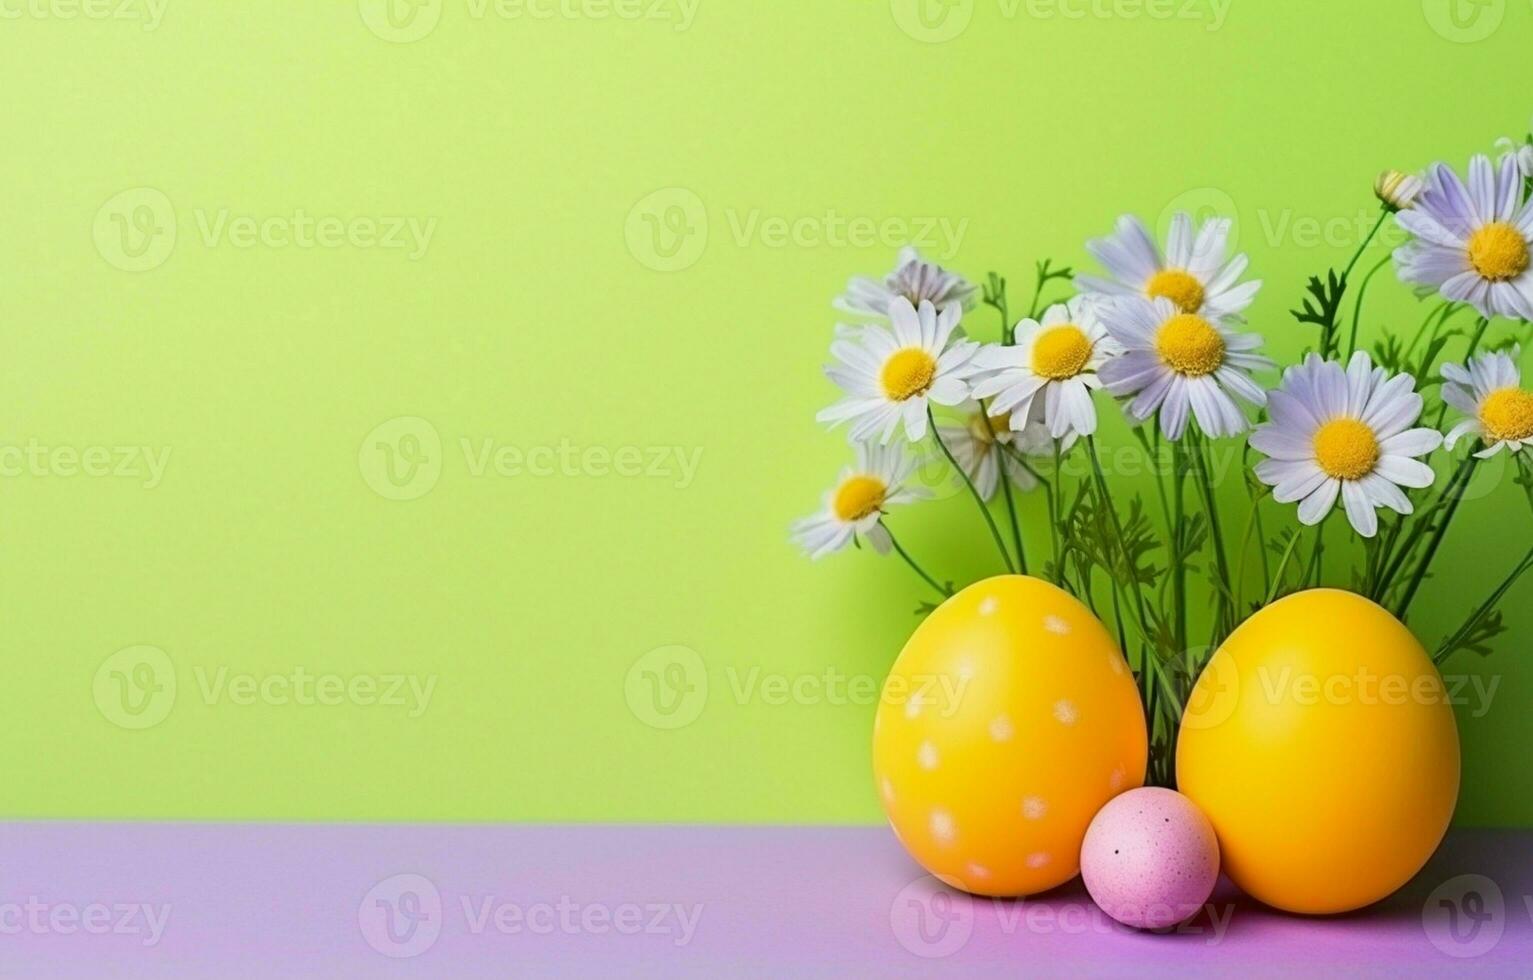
[[1341, 480, 1378, 538], [1297, 478, 1341, 526], [1374, 455, 1437, 489]]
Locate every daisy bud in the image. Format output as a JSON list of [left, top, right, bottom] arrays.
[[1374, 170, 1424, 212]]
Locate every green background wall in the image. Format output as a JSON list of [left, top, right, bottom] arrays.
[[3, 0, 1530, 824]]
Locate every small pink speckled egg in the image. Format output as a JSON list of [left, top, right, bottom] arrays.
[[1080, 787, 1219, 930]]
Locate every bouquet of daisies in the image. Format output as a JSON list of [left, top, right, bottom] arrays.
[[794, 117, 1533, 784]]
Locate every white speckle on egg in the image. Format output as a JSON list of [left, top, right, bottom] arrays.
[[978, 596, 999, 616], [904, 698, 922, 720], [966, 862, 991, 880], [1044, 615, 1071, 635], [1053, 699, 1078, 726], [1108, 653, 1126, 676], [931, 810, 956, 845], [988, 715, 1013, 742], [1026, 852, 1051, 869], [917, 741, 940, 770], [1109, 766, 1126, 791], [881, 777, 895, 804], [1021, 796, 1047, 820], [956, 659, 975, 682]]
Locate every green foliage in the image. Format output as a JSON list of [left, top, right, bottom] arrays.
[[1437, 609, 1507, 661], [1291, 270, 1348, 358]]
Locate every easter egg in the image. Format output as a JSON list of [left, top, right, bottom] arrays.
[[874, 575, 1148, 897], [1177, 588, 1459, 914], [1080, 787, 1220, 929]]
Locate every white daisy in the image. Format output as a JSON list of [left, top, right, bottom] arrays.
[[935, 403, 1050, 501], [1394, 154, 1533, 322], [817, 297, 979, 444], [967, 297, 1121, 439], [1442, 348, 1533, 457], [834, 246, 977, 321], [1096, 296, 1271, 440], [1250, 352, 1443, 538], [791, 442, 927, 559], [1077, 212, 1261, 321]]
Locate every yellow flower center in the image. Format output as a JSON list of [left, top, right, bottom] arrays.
[[1030, 325, 1094, 380], [1479, 387, 1533, 443], [1313, 418, 1380, 481], [1145, 269, 1206, 313], [966, 412, 1009, 446], [1467, 222, 1530, 283], [880, 348, 938, 401], [832, 475, 887, 522], [1154, 314, 1226, 377]]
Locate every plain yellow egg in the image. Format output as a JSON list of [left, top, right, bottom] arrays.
[[1177, 588, 1460, 914], [873, 575, 1148, 897]]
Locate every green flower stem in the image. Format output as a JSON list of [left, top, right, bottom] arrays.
[[1305, 510, 1332, 586], [1076, 563, 1099, 615], [1342, 206, 1390, 283], [985, 272, 1013, 344], [1458, 309, 1492, 354], [1026, 274, 1045, 322], [1172, 440, 1190, 652], [1189, 432, 1234, 638], [1001, 443, 1061, 584], [1401, 301, 1455, 374], [1136, 428, 1174, 536], [1053, 443, 1068, 586], [880, 521, 952, 599], [1344, 253, 1392, 359], [1518, 453, 1533, 512], [1144, 659, 1162, 783], [1395, 450, 1483, 619], [1367, 516, 1400, 598], [1107, 570, 1129, 659], [1232, 486, 1274, 615], [980, 409, 1028, 576], [1434, 544, 1533, 665], [1086, 437, 1150, 714], [1084, 436, 1153, 643], [928, 407, 1016, 574], [1375, 450, 1478, 600], [1026, 259, 1072, 321], [1253, 501, 1271, 597], [1264, 528, 1306, 605]]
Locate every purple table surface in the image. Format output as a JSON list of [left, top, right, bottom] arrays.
[[0, 823, 1526, 978]]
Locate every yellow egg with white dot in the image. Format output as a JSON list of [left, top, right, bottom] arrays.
[[873, 575, 1148, 896]]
